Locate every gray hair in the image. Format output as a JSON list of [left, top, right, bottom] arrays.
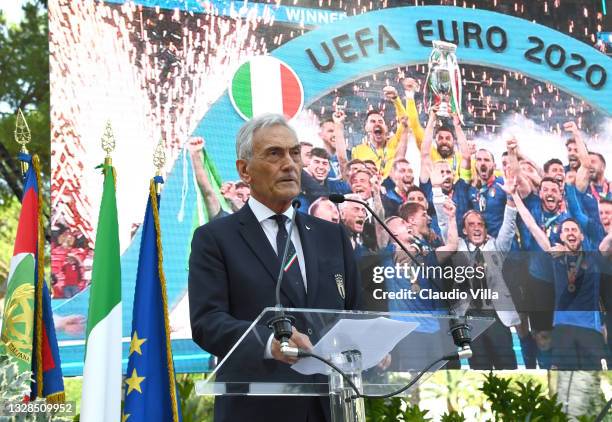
[[338, 193, 364, 211], [235, 113, 298, 161]]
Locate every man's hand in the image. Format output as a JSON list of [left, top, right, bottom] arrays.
[[333, 109, 346, 124], [506, 138, 519, 155], [383, 85, 399, 101], [271, 327, 313, 364], [377, 354, 392, 370], [187, 136, 205, 153], [220, 181, 236, 199], [550, 243, 569, 258], [55, 314, 86, 336], [442, 198, 456, 218], [401, 77, 420, 93], [563, 121, 580, 138], [399, 115, 409, 129], [565, 170, 577, 185], [428, 105, 439, 123]]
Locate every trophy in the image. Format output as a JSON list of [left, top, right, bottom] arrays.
[[424, 40, 463, 122]]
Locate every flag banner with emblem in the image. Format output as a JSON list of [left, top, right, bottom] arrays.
[[80, 162, 122, 422], [123, 177, 182, 422], [229, 56, 304, 120], [0, 153, 64, 401]]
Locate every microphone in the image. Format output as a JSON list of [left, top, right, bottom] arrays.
[[267, 198, 301, 357], [330, 194, 473, 358]]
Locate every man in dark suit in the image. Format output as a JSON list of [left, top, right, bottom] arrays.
[[189, 113, 362, 422]]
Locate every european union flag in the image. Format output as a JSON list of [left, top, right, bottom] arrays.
[[123, 177, 182, 421]]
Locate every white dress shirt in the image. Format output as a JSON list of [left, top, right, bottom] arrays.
[[248, 197, 308, 289]]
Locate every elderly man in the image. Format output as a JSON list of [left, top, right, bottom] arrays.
[[308, 197, 340, 224], [447, 197, 520, 369], [189, 113, 361, 422]]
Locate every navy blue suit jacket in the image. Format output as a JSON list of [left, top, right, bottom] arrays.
[[188, 203, 362, 422]]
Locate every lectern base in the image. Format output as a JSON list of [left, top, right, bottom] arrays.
[[328, 350, 366, 422]]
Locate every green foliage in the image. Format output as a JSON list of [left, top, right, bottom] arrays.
[[0, 354, 32, 401], [0, 195, 19, 286], [0, 2, 50, 202], [480, 372, 568, 421], [176, 374, 214, 422], [365, 396, 432, 421], [440, 411, 466, 422]]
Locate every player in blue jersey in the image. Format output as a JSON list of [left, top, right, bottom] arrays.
[[514, 191, 611, 369]]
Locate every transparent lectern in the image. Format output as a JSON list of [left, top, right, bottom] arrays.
[[196, 307, 494, 422]]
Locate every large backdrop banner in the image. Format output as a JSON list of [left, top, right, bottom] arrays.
[[49, 0, 612, 374]]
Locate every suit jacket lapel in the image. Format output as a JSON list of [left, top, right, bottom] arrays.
[[237, 205, 302, 307], [296, 214, 319, 308]]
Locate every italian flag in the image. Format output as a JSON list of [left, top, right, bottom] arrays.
[[80, 163, 122, 422], [230, 56, 303, 120]]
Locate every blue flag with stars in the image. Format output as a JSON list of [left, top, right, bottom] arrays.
[[123, 177, 182, 422]]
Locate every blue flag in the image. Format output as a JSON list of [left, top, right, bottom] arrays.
[[123, 177, 182, 421]]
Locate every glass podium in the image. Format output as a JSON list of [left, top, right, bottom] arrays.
[[196, 307, 494, 422]]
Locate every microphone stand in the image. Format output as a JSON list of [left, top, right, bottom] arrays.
[[267, 199, 301, 357]]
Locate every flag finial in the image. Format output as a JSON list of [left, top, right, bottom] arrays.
[[153, 139, 165, 194], [14, 108, 31, 174], [101, 120, 116, 166]]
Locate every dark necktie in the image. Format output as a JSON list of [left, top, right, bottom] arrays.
[[270, 214, 307, 305], [472, 247, 490, 309]]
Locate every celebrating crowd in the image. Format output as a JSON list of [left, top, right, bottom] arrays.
[[191, 76, 611, 371]]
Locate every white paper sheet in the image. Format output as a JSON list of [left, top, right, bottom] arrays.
[[291, 317, 418, 375]]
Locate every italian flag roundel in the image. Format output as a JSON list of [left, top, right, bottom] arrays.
[[230, 56, 304, 120]]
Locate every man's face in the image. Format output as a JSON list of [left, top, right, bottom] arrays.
[[406, 190, 428, 210], [235, 186, 250, 204], [300, 144, 313, 168], [560, 220, 583, 251], [566, 142, 579, 170], [387, 218, 412, 245], [236, 124, 301, 211], [341, 202, 367, 233], [364, 113, 388, 145], [435, 130, 454, 158], [319, 122, 335, 148], [434, 162, 453, 193], [599, 202, 612, 232], [539, 180, 562, 213], [546, 163, 565, 183], [391, 162, 414, 191], [589, 155, 605, 182], [475, 150, 495, 181], [464, 212, 487, 246], [312, 200, 340, 224], [408, 209, 431, 237], [307, 155, 330, 183], [350, 171, 373, 200]]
